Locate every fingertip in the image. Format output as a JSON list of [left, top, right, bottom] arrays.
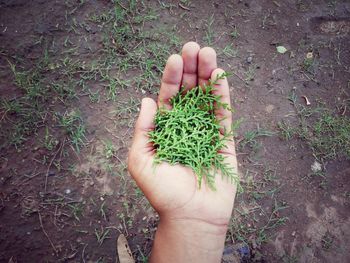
[[182, 41, 200, 52], [198, 47, 217, 85], [141, 97, 157, 108], [199, 47, 217, 62], [137, 98, 157, 130], [140, 97, 157, 117], [211, 68, 227, 81], [165, 54, 183, 75], [159, 54, 183, 108]]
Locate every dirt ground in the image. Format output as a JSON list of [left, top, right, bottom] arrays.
[[0, 0, 349, 262]]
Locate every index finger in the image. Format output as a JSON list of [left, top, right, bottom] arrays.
[[158, 54, 183, 109]]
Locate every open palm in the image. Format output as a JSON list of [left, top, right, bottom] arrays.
[[128, 42, 238, 226]]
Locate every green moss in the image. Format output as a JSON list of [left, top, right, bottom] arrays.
[[149, 74, 237, 189]]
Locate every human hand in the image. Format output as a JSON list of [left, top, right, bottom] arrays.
[[128, 42, 238, 229]]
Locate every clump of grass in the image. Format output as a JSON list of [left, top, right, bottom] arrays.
[[279, 107, 350, 160], [149, 74, 237, 189], [59, 110, 86, 151], [302, 110, 350, 159]]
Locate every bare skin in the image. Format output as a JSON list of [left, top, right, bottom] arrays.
[[128, 41, 238, 263]]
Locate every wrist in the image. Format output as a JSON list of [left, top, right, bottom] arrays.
[[159, 215, 229, 237], [158, 216, 228, 252]]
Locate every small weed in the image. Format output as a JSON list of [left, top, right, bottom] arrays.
[[100, 201, 107, 221], [302, 54, 317, 74], [277, 121, 296, 140], [287, 89, 297, 106], [42, 127, 58, 151], [244, 64, 257, 81], [240, 128, 275, 152], [95, 227, 110, 246], [230, 25, 240, 39], [203, 14, 215, 46], [103, 140, 115, 159], [59, 110, 86, 151], [321, 232, 333, 250], [298, 108, 350, 160], [68, 203, 83, 222], [88, 89, 100, 103], [220, 44, 238, 58]]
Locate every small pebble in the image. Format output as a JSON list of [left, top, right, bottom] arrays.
[[246, 56, 253, 63]]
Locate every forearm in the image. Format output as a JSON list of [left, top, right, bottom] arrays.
[[150, 217, 227, 263]]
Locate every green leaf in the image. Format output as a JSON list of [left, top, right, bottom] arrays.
[[276, 45, 288, 54]]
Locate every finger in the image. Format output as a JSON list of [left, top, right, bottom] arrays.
[[158, 54, 183, 109], [211, 68, 232, 133], [181, 41, 200, 90], [198, 47, 217, 86], [131, 98, 157, 156]]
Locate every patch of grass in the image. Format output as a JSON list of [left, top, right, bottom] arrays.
[[68, 203, 84, 222], [277, 121, 297, 140], [220, 44, 238, 58], [239, 127, 275, 152], [203, 14, 215, 46], [244, 64, 257, 81], [88, 1, 180, 96], [229, 199, 288, 245], [59, 110, 86, 151], [306, 111, 349, 159], [279, 106, 350, 160]]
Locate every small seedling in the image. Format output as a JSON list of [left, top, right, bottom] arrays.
[[103, 140, 115, 159], [150, 73, 238, 189], [230, 25, 240, 39], [95, 227, 110, 246]]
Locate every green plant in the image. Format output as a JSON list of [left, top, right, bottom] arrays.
[[43, 127, 57, 151], [321, 232, 333, 250], [95, 227, 110, 246], [203, 14, 215, 46], [296, 107, 350, 160], [221, 44, 238, 58], [277, 121, 296, 140], [103, 140, 115, 159], [68, 203, 83, 222], [230, 25, 240, 39], [59, 110, 86, 151], [149, 73, 238, 189], [244, 64, 256, 81], [240, 128, 275, 151]]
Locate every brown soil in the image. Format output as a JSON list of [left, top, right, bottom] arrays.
[[1, 0, 349, 262]]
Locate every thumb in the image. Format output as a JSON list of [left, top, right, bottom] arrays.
[[130, 97, 157, 157]]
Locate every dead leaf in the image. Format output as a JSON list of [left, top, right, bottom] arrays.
[[117, 234, 135, 263]]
